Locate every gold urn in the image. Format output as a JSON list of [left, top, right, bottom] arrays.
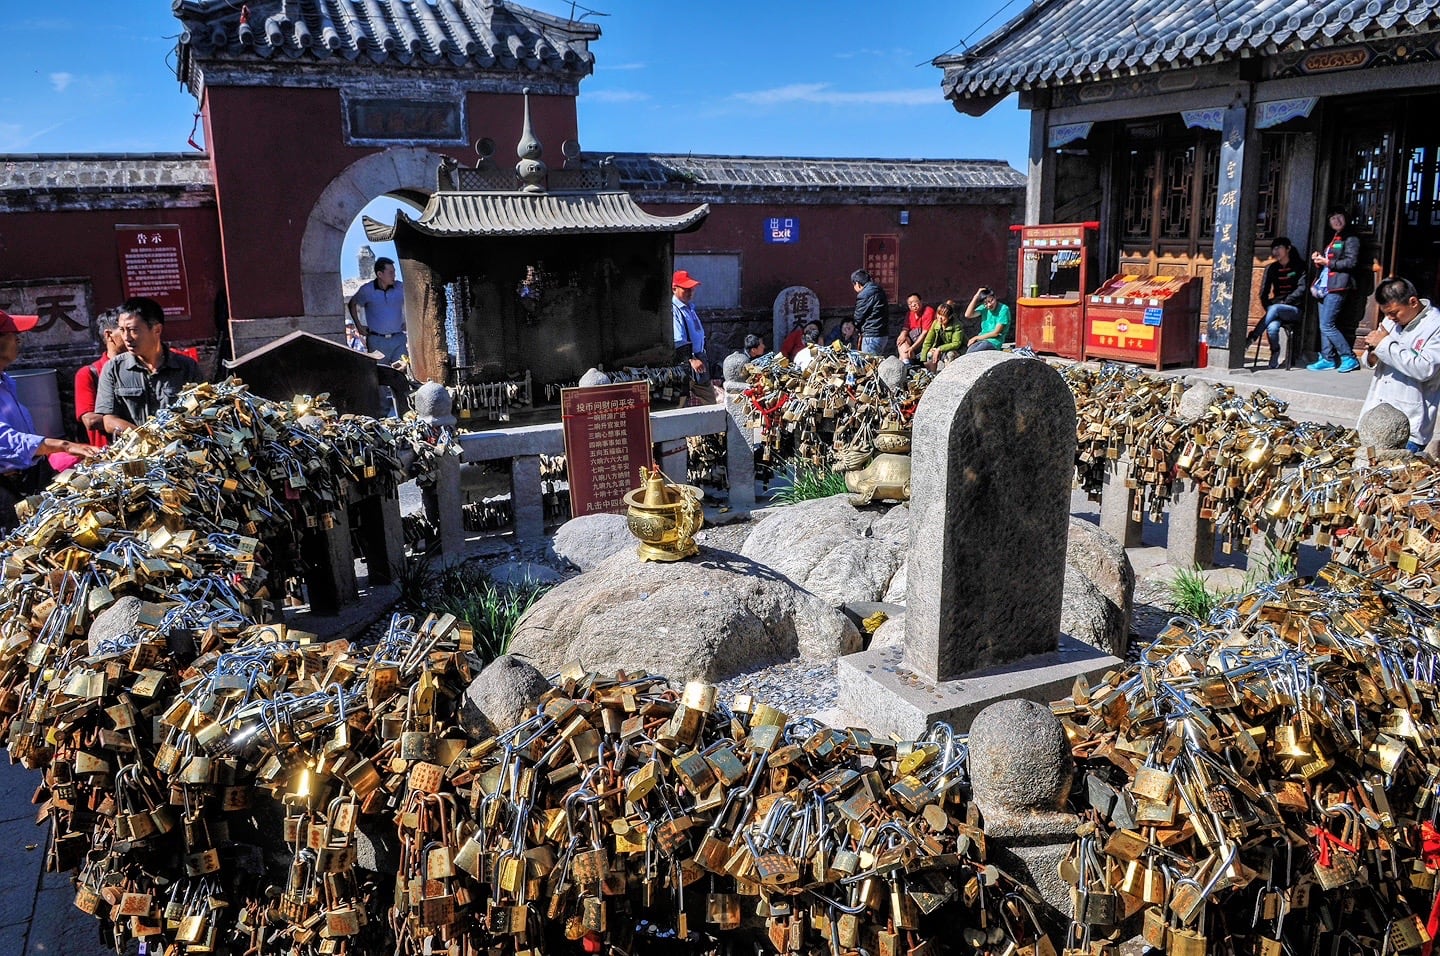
[[622, 465, 704, 562], [843, 422, 913, 504]]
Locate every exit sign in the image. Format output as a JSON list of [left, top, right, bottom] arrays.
[[764, 217, 799, 244]]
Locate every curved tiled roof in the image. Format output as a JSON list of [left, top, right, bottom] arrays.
[[364, 191, 708, 239], [608, 154, 1026, 191], [174, 0, 598, 74], [936, 0, 1440, 102]]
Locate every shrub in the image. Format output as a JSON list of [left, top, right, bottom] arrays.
[[772, 458, 849, 505]]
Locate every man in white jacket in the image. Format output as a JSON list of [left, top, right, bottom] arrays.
[[1360, 276, 1440, 452]]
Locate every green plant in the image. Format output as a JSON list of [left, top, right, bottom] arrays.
[[393, 552, 438, 610], [1168, 565, 1221, 621], [426, 565, 553, 666], [1244, 543, 1297, 590], [772, 457, 849, 505]]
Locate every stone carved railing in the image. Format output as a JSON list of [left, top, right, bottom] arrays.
[[418, 381, 756, 550]]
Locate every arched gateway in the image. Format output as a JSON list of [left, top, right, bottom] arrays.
[[174, 0, 597, 358]]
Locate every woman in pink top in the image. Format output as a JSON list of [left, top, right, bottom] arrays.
[[896, 293, 936, 363]]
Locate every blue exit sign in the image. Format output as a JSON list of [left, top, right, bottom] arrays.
[[765, 217, 799, 244]]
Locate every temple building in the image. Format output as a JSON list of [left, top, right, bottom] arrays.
[[937, 0, 1440, 367]]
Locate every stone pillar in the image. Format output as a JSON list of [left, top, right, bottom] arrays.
[[511, 455, 545, 544], [1204, 90, 1262, 369], [299, 500, 357, 615], [970, 699, 1079, 933], [413, 382, 465, 559], [352, 492, 405, 586], [657, 439, 688, 486], [905, 353, 1075, 683], [1166, 479, 1214, 570], [1098, 457, 1142, 549], [723, 381, 756, 515]]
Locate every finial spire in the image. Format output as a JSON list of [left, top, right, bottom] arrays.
[[515, 88, 548, 193]]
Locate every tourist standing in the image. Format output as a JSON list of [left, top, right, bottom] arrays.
[[348, 257, 408, 365], [1308, 207, 1362, 372], [344, 317, 367, 351], [964, 286, 1011, 353], [94, 297, 202, 436], [1359, 276, 1440, 452], [0, 309, 98, 528], [50, 308, 123, 473], [1249, 237, 1307, 367], [851, 269, 889, 355], [672, 269, 713, 406]]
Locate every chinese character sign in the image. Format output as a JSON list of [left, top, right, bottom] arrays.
[[1205, 104, 1247, 350], [0, 280, 93, 351], [116, 225, 192, 319], [562, 382, 654, 518], [771, 286, 820, 353], [764, 217, 799, 244], [863, 235, 900, 303]]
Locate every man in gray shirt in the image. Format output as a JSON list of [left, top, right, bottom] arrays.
[[348, 256, 407, 365], [94, 297, 201, 435]]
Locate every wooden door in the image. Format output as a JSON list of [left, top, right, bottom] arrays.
[[1116, 124, 1220, 329]]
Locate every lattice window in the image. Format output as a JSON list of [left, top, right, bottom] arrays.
[[1254, 135, 1290, 241], [1160, 146, 1195, 240], [1197, 143, 1220, 240], [1406, 146, 1425, 228], [1426, 149, 1440, 228], [1122, 149, 1156, 241], [1335, 126, 1393, 238]]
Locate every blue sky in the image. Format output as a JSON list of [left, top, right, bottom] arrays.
[[2, 1, 1033, 277]]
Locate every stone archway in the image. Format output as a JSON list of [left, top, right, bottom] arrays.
[[297, 146, 448, 325]]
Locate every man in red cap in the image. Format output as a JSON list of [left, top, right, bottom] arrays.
[[672, 269, 714, 405], [0, 309, 99, 527]]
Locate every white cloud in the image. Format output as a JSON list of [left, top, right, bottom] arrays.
[[608, 62, 647, 71], [732, 83, 934, 107], [587, 89, 650, 103], [0, 121, 66, 151], [50, 73, 74, 93]]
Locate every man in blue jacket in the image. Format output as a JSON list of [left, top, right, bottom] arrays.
[[851, 269, 890, 355]]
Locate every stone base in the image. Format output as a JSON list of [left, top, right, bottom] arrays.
[[834, 637, 1124, 738]]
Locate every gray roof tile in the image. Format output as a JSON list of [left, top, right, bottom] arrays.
[[604, 154, 1025, 192], [937, 0, 1440, 101], [174, 0, 597, 76], [365, 190, 708, 239]]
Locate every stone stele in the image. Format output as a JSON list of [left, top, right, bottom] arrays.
[[835, 353, 1123, 737]]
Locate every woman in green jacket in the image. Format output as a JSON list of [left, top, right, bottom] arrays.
[[921, 301, 965, 372]]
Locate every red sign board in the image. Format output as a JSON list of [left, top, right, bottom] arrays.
[[863, 234, 900, 304], [116, 225, 192, 319], [561, 382, 653, 518]]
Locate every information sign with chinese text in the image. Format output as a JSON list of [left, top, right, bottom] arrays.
[[764, 217, 799, 244], [863, 234, 900, 303], [116, 225, 192, 319], [562, 382, 653, 518]]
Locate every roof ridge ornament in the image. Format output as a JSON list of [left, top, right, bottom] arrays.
[[516, 88, 548, 193]]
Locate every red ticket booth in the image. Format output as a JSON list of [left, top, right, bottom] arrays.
[[1085, 274, 1201, 370], [1010, 222, 1099, 360]]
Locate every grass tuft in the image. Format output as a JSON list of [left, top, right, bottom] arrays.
[[1168, 565, 1221, 621], [772, 458, 850, 505], [425, 565, 553, 666]]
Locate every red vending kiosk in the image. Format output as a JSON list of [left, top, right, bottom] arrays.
[[1085, 274, 1201, 370], [1010, 222, 1099, 360]]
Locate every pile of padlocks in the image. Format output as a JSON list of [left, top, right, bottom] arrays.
[[1057, 562, 1440, 955], [1061, 363, 1358, 554], [739, 348, 932, 467]]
